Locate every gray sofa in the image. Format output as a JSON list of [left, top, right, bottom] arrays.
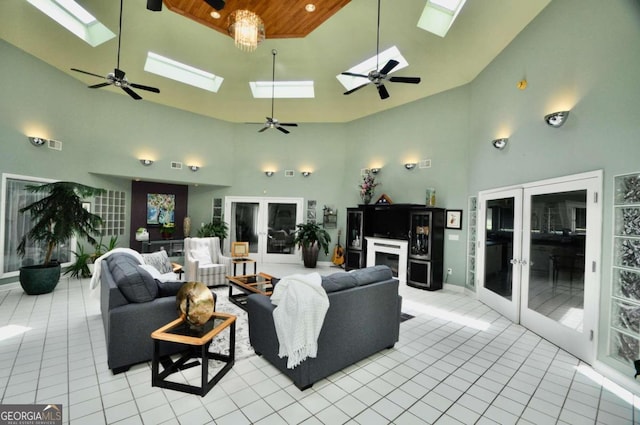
[[100, 252, 190, 373], [247, 265, 401, 390]]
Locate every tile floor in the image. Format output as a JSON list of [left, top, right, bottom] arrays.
[[1, 263, 640, 424]]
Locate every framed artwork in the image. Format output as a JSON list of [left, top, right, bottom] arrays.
[[147, 193, 175, 225], [81, 202, 91, 213], [446, 209, 463, 230], [231, 241, 249, 258], [307, 209, 316, 220]]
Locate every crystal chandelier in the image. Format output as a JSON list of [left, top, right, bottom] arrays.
[[227, 10, 265, 52]]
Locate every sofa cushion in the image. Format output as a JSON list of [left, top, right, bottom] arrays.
[[350, 265, 394, 286], [156, 280, 185, 297], [321, 272, 358, 293], [141, 250, 173, 274], [107, 253, 158, 302]]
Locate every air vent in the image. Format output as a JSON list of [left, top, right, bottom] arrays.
[[419, 159, 432, 169], [48, 139, 62, 151], [284, 170, 295, 177], [170, 161, 183, 170]]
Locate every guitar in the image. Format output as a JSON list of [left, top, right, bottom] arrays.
[[331, 229, 345, 267]]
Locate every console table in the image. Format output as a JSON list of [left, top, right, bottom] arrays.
[[142, 239, 184, 257]]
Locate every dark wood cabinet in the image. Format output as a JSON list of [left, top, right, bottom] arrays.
[[345, 204, 445, 290]]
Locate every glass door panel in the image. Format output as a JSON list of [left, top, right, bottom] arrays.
[[229, 202, 259, 253]]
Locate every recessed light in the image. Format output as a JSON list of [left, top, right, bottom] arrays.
[[210, 11, 220, 19], [305, 4, 316, 12]]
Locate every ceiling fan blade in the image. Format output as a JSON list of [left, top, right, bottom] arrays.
[[279, 123, 298, 127], [114, 68, 126, 80], [130, 83, 160, 93], [344, 83, 370, 95], [122, 86, 142, 100], [341, 72, 369, 79], [71, 68, 106, 79], [277, 126, 291, 134], [379, 59, 399, 76], [377, 84, 390, 100], [258, 126, 269, 133], [389, 76, 421, 84], [88, 82, 111, 89]]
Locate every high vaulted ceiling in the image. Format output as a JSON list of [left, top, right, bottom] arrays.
[[0, 0, 551, 124]]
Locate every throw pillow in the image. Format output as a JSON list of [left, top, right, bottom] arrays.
[[141, 250, 173, 274], [156, 280, 184, 297], [190, 248, 213, 265], [108, 255, 158, 302]]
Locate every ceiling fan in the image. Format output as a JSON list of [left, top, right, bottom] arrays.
[[341, 0, 420, 100], [71, 0, 159, 100], [259, 49, 298, 134]]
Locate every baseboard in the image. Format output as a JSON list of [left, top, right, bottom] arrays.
[[444, 282, 465, 293], [592, 359, 640, 397]]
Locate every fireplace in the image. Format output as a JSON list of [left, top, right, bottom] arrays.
[[365, 237, 408, 283]]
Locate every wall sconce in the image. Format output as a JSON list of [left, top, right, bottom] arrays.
[[189, 165, 200, 172], [544, 111, 570, 128], [492, 138, 509, 150], [370, 168, 381, 175], [139, 159, 154, 166], [404, 163, 417, 170], [265, 171, 274, 177], [28, 136, 47, 147], [301, 171, 312, 177]]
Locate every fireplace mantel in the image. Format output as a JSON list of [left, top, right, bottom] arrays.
[[365, 237, 408, 283]]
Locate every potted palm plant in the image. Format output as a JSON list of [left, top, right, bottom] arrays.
[[197, 218, 229, 242], [17, 181, 105, 294], [293, 222, 331, 268]]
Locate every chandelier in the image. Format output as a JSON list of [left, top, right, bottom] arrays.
[[227, 10, 265, 52]]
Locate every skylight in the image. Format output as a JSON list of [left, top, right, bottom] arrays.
[[144, 52, 224, 93], [336, 46, 409, 92], [417, 0, 467, 38], [249, 81, 315, 99], [26, 0, 115, 47]]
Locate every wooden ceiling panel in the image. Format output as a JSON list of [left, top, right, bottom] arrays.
[[164, 0, 351, 39]]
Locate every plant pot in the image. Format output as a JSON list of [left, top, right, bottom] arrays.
[[301, 242, 320, 268], [19, 264, 61, 295]]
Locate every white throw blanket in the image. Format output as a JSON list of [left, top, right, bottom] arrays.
[[271, 272, 329, 369], [89, 248, 145, 290]]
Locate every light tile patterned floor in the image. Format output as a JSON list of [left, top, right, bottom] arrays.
[[1, 263, 640, 424]]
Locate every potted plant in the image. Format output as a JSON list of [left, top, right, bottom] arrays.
[[65, 243, 92, 279], [17, 181, 105, 294], [197, 218, 229, 242], [160, 223, 175, 239], [293, 222, 331, 268]]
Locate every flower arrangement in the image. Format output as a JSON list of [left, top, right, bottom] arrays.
[[359, 171, 379, 204], [160, 222, 175, 239]]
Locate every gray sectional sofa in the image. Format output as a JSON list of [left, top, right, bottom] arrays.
[[247, 265, 402, 390], [100, 252, 191, 373]]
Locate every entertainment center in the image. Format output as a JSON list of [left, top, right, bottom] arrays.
[[345, 204, 445, 290]]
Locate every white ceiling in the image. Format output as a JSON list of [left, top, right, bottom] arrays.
[[0, 0, 551, 124]]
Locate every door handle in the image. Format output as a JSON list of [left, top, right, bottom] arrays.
[[510, 259, 519, 265]]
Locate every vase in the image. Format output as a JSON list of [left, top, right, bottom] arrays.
[[183, 216, 191, 237], [362, 193, 372, 205]]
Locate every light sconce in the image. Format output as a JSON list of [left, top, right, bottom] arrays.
[[492, 138, 509, 150], [140, 159, 154, 166], [265, 171, 274, 177], [370, 168, 381, 175], [404, 163, 417, 170], [189, 165, 200, 172], [28, 136, 47, 147], [301, 171, 312, 177], [544, 111, 570, 128]]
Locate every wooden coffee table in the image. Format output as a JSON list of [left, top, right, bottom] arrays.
[[227, 272, 274, 310], [151, 312, 236, 396]]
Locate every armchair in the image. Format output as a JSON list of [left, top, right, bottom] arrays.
[[184, 237, 232, 287]]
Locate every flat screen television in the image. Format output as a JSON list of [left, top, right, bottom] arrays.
[[371, 206, 410, 240]]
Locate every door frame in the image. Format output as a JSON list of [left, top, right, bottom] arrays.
[[224, 196, 304, 264], [475, 170, 602, 364]]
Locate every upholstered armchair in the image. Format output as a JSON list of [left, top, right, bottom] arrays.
[[184, 237, 232, 287]]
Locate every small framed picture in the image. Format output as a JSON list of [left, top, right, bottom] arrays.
[[446, 209, 463, 230], [82, 202, 91, 213]]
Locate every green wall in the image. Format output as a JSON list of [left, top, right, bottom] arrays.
[[2, 0, 640, 381]]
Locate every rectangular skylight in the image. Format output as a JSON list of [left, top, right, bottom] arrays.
[[249, 81, 315, 99], [26, 0, 115, 47], [336, 46, 409, 92], [144, 52, 224, 93], [417, 0, 467, 38]]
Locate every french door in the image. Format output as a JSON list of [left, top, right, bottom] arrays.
[[224, 196, 304, 264], [477, 171, 602, 363]]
